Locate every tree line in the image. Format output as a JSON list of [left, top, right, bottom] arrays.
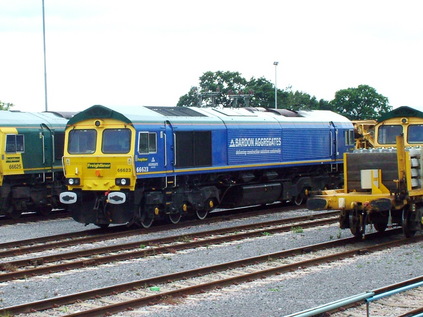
[[0, 101, 13, 110], [2, 70, 393, 120], [177, 71, 392, 120]]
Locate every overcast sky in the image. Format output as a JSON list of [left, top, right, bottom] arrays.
[[1, 0, 422, 113]]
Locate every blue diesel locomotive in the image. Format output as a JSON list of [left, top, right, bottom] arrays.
[[59, 105, 354, 228]]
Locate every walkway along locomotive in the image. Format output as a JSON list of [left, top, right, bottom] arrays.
[[0, 110, 69, 218], [59, 105, 354, 228], [307, 106, 423, 238]]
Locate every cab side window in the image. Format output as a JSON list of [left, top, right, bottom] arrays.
[[344, 130, 355, 146], [408, 125, 423, 143], [6, 134, 24, 153], [378, 125, 403, 144], [138, 132, 157, 154]]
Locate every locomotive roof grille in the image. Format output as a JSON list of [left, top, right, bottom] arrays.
[[145, 106, 207, 117]]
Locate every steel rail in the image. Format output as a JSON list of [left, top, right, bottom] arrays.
[[367, 279, 423, 317], [3, 211, 336, 264], [0, 215, 339, 282], [372, 275, 423, 295], [290, 269, 423, 316], [0, 226, 128, 257], [1, 231, 419, 316], [0, 204, 308, 256], [0, 209, 69, 226], [398, 307, 423, 317]]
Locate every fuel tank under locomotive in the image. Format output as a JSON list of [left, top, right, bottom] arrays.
[[219, 183, 282, 208]]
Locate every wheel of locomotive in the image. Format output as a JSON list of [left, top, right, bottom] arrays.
[[168, 212, 182, 224], [195, 209, 208, 220], [139, 206, 154, 229], [140, 213, 154, 228], [6, 206, 22, 219], [294, 193, 305, 206], [402, 207, 417, 238], [37, 205, 53, 216], [196, 199, 214, 220], [168, 202, 189, 224], [349, 208, 365, 239]]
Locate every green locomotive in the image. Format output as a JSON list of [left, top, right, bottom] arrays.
[[0, 110, 69, 218]]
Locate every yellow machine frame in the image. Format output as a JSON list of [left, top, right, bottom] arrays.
[[308, 135, 423, 238]]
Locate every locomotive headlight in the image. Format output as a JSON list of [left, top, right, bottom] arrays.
[[67, 178, 80, 185], [115, 178, 130, 186]]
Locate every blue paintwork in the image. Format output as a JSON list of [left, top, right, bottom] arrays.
[[69, 105, 354, 179]]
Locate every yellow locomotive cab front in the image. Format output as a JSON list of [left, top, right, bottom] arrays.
[[60, 118, 136, 205]]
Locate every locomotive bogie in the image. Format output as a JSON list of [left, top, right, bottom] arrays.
[[60, 105, 354, 227]]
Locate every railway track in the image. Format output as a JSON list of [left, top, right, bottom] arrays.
[[0, 209, 69, 226], [2, 231, 421, 316], [0, 211, 338, 282], [306, 276, 423, 317], [0, 203, 305, 254], [360, 278, 423, 317]]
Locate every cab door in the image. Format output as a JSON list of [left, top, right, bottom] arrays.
[[134, 124, 168, 179], [329, 121, 339, 161], [164, 120, 175, 186], [164, 121, 175, 170], [40, 124, 54, 172]]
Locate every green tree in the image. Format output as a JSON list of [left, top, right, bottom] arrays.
[[177, 71, 327, 110], [177, 71, 249, 107], [330, 85, 391, 120], [177, 87, 201, 107], [246, 76, 287, 108], [0, 101, 13, 110], [282, 87, 327, 111]]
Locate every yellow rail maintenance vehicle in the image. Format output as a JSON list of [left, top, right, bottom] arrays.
[[352, 119, 376, 149], [307, 106, 423, 238]]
